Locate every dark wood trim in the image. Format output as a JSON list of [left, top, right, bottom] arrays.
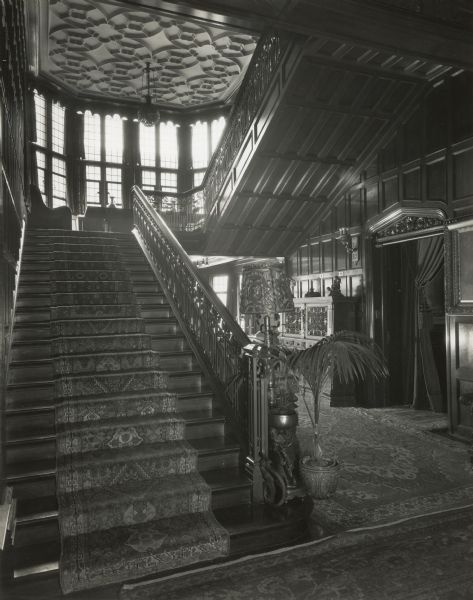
[[237, 191, 327, 204], [257, 151, 356, 167]]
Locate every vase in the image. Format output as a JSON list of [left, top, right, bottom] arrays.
[[299, 456, 340, 499]]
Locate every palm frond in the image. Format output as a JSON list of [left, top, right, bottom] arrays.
[[287, 330, 388, 411]]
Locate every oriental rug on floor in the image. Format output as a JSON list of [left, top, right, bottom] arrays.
[[121, 505, 473, 600], [50, 236, 228, 594], [298, 403, 473, 533]]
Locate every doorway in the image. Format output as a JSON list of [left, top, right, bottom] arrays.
[[373, 237, 447, 411]]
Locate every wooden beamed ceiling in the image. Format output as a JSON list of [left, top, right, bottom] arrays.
[[204, 34, 437, 256], [208, 44, 426, 256]]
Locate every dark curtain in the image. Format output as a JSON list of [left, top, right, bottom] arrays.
[[122, 119, 139, 209], [400, 243, 417, 404], [27, 89, 38, 206], [65, 109, 85, 215], [413, 236, 444, 411]]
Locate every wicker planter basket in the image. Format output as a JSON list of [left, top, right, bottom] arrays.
[[300, 456, 340, 499]]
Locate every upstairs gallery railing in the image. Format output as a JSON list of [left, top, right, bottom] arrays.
[[145, 31, 288, 232], [132, 186, 268, 499], [144, 189, 205, 232]]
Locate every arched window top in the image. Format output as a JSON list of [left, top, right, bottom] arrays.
[[160, 120, 179, 128]]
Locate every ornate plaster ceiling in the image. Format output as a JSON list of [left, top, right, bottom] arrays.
[[44, 0, 259, 107]]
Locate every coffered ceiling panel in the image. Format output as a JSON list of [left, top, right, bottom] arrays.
[[42, 0, 258, 107]]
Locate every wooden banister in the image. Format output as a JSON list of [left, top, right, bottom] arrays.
[[132, 186, 268, 496]]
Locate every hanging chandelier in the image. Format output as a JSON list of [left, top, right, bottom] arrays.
[[138, 61, 160, 127]]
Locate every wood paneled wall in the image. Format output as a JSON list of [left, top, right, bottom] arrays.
[[0, 0, 27, 498], [290, 71, 473, 313]]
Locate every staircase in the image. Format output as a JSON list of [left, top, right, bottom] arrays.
[[4, 228, 311, 591]]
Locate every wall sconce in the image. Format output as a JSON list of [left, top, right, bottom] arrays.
[[338, 227, 359, 265]]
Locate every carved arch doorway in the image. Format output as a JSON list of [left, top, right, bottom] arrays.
[[365, 202, 449, 411]]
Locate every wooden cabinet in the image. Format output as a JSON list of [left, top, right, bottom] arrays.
[[280, 296, 360, 406]]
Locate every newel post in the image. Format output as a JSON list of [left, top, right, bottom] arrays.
[[245, 350, 269, 503]]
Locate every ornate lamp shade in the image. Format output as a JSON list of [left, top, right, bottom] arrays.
[[240, 263, 294, 315]]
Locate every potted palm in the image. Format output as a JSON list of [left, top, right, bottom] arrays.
[[286, 330, 388, 498]]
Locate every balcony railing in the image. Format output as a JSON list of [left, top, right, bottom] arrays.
[[144, 189, 205, 232]]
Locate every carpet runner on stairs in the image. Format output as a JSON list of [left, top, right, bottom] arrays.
[[50, 235, 229, 594]]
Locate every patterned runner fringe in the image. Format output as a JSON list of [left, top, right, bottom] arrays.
[[52, 240, 229, 594]]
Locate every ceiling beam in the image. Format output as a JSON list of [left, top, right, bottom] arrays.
[[302, 51, 447, 83], [257, 151, 356, 167], [237, 192, 328, 204], [222, 224, 305, 234], [165, 0, 473, 69], [283, 98, 396, 122], [289, 72, 426, 248]]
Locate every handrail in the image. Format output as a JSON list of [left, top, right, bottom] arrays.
[[144, 189, 205, 232], [133, 186, 250, 349], [133, 187, 264, 472]]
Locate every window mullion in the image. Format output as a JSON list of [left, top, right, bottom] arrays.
[[100, 115, 106, 206], [45, 100, 53, 207]]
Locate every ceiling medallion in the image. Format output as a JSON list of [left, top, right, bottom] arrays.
[[138, 62, 160, 127]]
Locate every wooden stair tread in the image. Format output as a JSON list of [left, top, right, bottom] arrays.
[[6, 458, 56, 481], [11, 498, 311, 581], [8, 388, 212, 412], [7, 380, 53, 390], [16, 468, 250, 523], [190, 435, 240, 454], [201, 468, 251, 490], [6, 404, 54, 415], [7, 435, 237, 480], [180, 408, 224, 423], [9, 357, 52, 368], [12, 339, 50, 347], [6, 409, 224, 442], [7, 431, 55, 445], [7, 228, 291, 590]]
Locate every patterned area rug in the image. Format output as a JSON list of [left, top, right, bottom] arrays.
[[121, 505, 473, 600], [51, 234, 228, 594], [298, 403, 473, 532]]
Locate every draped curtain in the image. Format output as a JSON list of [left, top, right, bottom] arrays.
[[65, 109, 85, 215], [398, 235, 444, 411], [413, 236, 444, 411], [122, 119, 140, 210], [27, 89, 38, 203], [400, 243, 417, 404]]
